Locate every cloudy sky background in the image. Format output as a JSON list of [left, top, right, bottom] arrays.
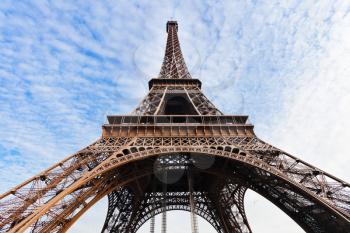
[[1, 0, 350, 232]]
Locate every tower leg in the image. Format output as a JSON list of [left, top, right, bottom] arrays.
[[161, 170, 167, 233], [101, 188, 135, 233], [188, 169, 199, 233], [150, 216, 155, 233], [208, 184, 252, 233]]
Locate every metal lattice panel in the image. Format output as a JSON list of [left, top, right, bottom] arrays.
[[158, 21, 191, 80], [133, 86, 222, 116], [133, 86, 166, 115], [101, 155, 252, 233], [1, 137, 349, 232]]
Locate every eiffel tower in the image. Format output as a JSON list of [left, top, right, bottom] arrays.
[[1, 21, 350, 233]]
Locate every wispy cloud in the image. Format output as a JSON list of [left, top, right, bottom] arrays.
[[1, 1, 349, 233]]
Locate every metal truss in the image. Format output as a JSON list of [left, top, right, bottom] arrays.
[[101, 188, 135, 232], [133, 86, 222, 116], [133, 86, 166, 115], [101, 155, 251, 233], [158, 21, 191, 80], [1, 20, 350, 233], [133, 21, 221, 116], [1, 136, 349, 232], [186, 87, 223, 115]]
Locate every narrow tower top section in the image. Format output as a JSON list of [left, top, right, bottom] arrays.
[[158, 21, 192, 79], [166, 21, 178, 32]]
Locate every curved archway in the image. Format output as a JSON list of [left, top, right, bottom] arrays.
[[137, 210, 217, 233], [13, 146, 350, 233], [78, 190, 302, 233]]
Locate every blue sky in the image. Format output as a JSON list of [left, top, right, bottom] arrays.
[[1, 1, 350, 232]]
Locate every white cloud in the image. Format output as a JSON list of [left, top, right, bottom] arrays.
[[265, 0, 350, 182]]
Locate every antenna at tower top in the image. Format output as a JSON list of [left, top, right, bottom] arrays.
[[166, 21, 178, 32]]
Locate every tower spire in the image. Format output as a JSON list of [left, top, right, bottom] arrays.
[[158, 21, 192, 79]]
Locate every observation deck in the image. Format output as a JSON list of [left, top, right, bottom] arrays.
[[102, 115, 254, 137]]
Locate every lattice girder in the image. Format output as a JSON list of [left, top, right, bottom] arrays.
[[132, 86, 222, 116], [158, 21, 191, 80], [103, 190, 226, 233], [102, 155, 252, 233], [1, 136, 349, 233]]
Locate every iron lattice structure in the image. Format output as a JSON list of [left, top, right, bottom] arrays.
[[1, 21, 350, 233]]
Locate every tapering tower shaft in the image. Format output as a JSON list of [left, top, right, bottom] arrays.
[[132, 22, 222, 116], [158, 21, 192, 79]]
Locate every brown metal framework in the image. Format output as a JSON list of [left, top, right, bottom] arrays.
[[0, 21, 350, 233]]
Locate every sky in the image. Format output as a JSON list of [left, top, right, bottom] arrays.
[[1, 0, 350, 232]]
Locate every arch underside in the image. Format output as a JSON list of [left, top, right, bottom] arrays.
[[100, 153, 349, 233], [101, 162, 251, 233], [102, 186, 249, 233], [1, 137, 349, 233]]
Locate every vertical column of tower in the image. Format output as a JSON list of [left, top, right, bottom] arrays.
[[161, 171, 167, 233], [150, 181, 156, 233], [158, 21, 192, 79], [188, 170, 199, 233], [150, 216, 155, 233]]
